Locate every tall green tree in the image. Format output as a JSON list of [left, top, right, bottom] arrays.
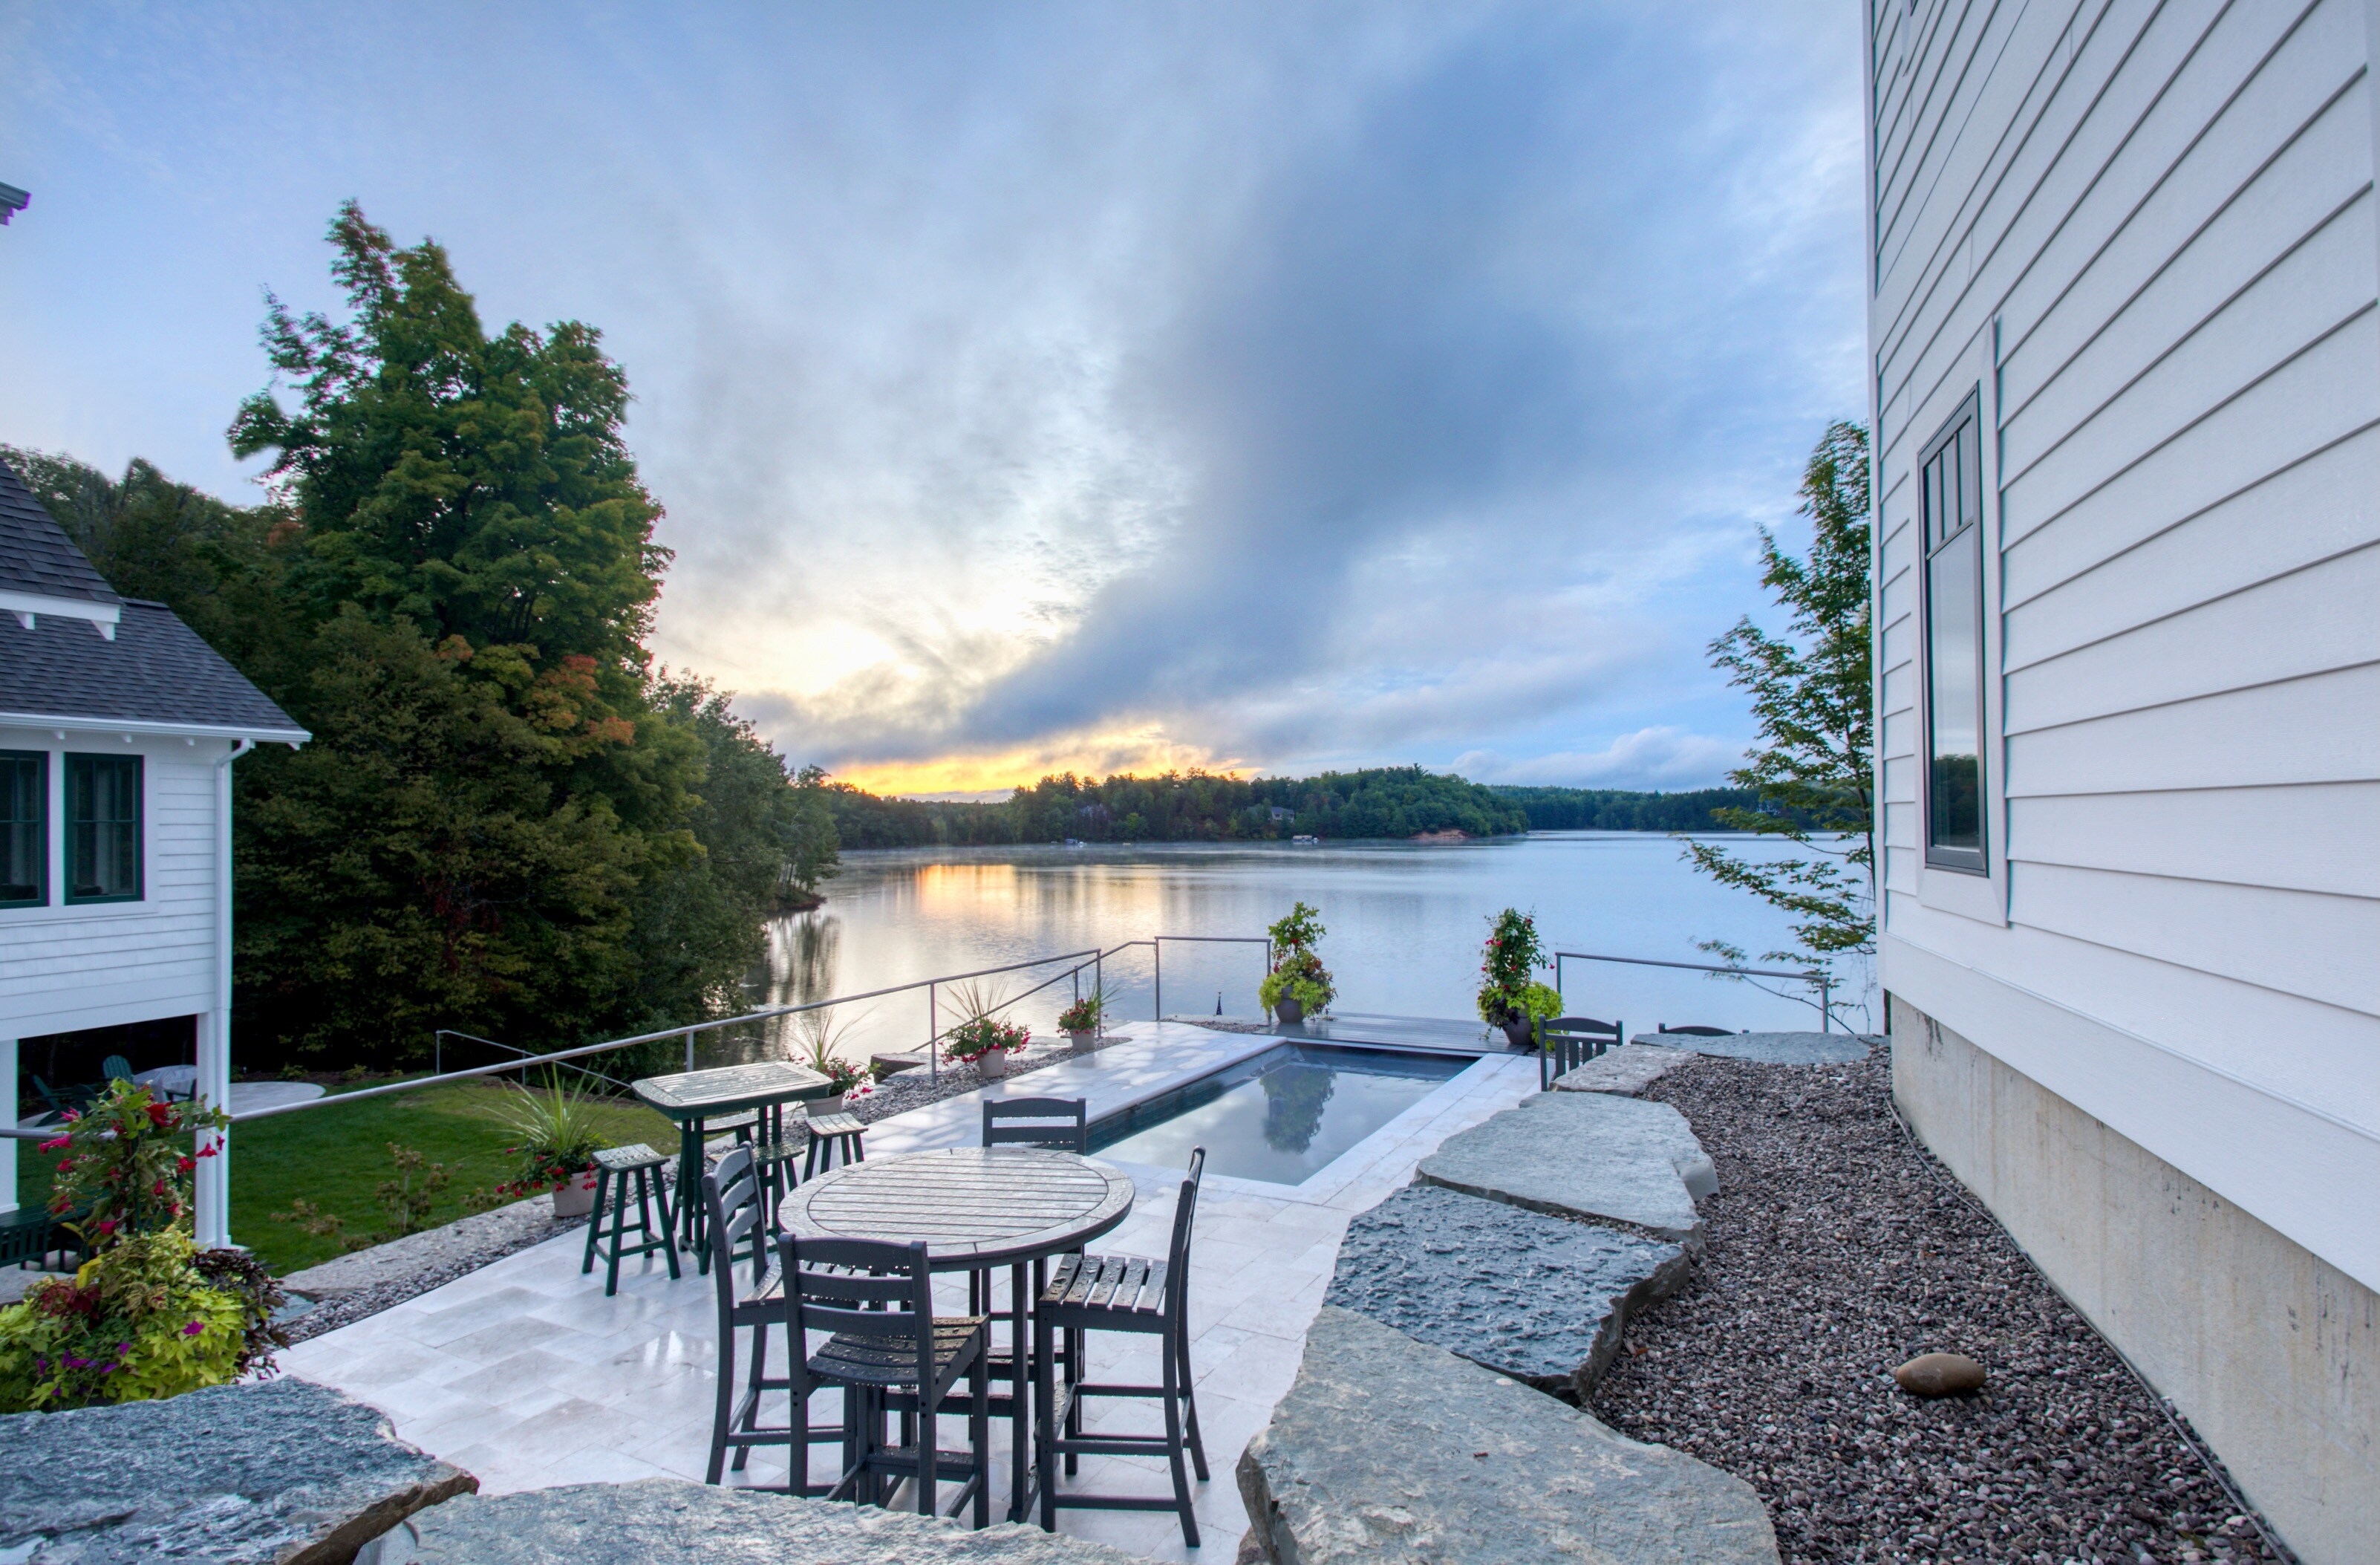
[[1683, 421, 1874, 1021]]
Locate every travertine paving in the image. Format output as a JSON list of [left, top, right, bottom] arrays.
[[279, 1029, 1537, 1561]]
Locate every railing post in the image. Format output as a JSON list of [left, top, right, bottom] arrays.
[[683, 1027, 696, 1073], [1150, 942, 1158, 1021], [928, 983, 939, 1080], [1819, 977, 1832, 1032]]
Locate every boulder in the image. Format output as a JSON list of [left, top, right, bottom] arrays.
[[1417, 1090, 1713, 1243], [1553, 1043, 1695, 1097], [371, 1478, 1145, 1564], [0, 1376, 473, 1565], [1239, 1306, 1779, 1565], [1631, 1031, 1876, 1065], [1326, 1183, 1686, 1397]]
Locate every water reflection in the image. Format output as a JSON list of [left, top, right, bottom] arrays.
[[1260, 1063, 1337, 1153]]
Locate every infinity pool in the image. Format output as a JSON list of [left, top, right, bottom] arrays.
[[1087, 1043, 1473, 1185]]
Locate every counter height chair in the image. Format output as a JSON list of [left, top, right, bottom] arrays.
[[1032, 1147, 1210, 1546], [980, 1096, 1088, 1154], [581, 1143, 678, 1295], [700, 1148, 831, 1486], [777, 1231, 991, 1525], [802, 1110, 867, 1179], [1536, 1015, 1623, 1090]]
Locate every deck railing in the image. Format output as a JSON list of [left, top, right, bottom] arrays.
[[1551, 949, 1836, 1032]]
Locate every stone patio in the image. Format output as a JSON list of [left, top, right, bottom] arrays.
[[278, 1026, 1539, 1561]]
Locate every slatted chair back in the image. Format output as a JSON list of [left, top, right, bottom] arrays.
[[982, 1096, 1089, 1154], [783, 1234, 937, 1364], [702, 1147, 771, 1298], [1658, 1024, 1735, 1038], [100, 1055, 136, 1087], [1536, 1015, 1623, 1090], [1165, 1148, 1207, 1286]]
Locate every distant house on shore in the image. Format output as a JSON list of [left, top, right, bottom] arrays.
[[1865, 4, 2376, 1559], [0, 457, 306, 1248]]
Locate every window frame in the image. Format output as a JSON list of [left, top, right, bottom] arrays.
[[0, 749, 46, 909], [1917, 389, 1989, 876], [64, 752, 143, 905]]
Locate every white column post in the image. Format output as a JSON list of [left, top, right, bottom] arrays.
[[195, 739, 247, 1250], [0, 1036, 17, 1217]]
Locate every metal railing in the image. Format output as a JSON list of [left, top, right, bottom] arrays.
[[1552, 949, 1836, 1032]]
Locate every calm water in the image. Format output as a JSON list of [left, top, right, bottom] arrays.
[[737, 833, 1871, 1071], [1088, 1044, 1472, 1185]]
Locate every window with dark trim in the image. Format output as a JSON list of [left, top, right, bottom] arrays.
[[1921, 392, 1987, 873], [0, 751, 43, 907], [66, 754, 142, 903]]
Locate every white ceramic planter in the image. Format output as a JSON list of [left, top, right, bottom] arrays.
[[806, 1093, 847, 1119], [977, 1047, 1009, 1079], [551, 1170, 599, 1220], [1065, 1029, 1098, 1054]]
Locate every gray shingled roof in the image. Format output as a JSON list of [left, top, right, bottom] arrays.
[[0, 602, 306, 736], [0, 455, 120, 605]]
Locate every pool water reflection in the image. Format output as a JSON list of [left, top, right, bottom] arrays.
[[1087, 1043, 1472, 1185]]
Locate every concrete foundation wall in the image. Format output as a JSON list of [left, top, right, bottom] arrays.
[[1890, 996, 2376, 1565]]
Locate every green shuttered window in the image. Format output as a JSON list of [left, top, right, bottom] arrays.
[[0, 752, 43, 907], [66, 753, 142, 903]]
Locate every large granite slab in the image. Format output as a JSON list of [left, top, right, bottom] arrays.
[[1326, 1183, 1686, 1397], [374, 1478, 1144, 1563], [1239, 1306, 1779, 1565], [1553, 1042, 1695, 1097], [1416, 1090, 1712, 1243], [1631, 1030, 1877, 1064], [0, 1376, 473, 1565]]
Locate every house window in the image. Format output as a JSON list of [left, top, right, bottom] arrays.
[[1921, 392, 1987, 873], [0, 752, 42, 907], [66, 754, 142, 903]]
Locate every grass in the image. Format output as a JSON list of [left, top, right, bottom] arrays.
[[16, 1079, 680, 1275]]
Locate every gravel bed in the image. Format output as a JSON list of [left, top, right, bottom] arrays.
[[1587, 1052, 2283, 1565], [280, 1036, 1133, 1344]]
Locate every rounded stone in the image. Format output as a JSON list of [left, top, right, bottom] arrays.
[[1892, 1352, 1987, 1397]]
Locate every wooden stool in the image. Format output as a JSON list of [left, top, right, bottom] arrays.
[[803, 1112, 867, 1179], [582, 1144, 679, 1295]]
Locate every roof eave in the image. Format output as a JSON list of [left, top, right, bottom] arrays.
[[0, 710, 311, 746]]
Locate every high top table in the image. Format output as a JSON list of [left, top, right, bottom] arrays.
[[780, 1146, 1135, 1521], [630, 1060, 835, 1252]]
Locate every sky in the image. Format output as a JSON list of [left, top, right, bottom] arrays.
[[0, 1, 1865, 798]]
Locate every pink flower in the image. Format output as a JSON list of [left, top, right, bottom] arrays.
[[182, 1321, 204, 1336], [36, 1136, 68, 1152]]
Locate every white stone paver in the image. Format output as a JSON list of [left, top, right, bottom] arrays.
[[278, 1029, 1538, 1561]]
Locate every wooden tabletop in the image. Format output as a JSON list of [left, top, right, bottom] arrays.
[[630, 1060, 834, 1120], [780, 1147, 1135, 1268]]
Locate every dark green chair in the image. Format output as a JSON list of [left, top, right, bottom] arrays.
[[581, 1143, 679, 1295], [1536, 1015, 1623, 1090]]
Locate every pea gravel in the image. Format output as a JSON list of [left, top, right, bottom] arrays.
[[1587, 1050, 2285, 1565]]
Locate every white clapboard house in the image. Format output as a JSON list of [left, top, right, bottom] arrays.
[[0, 455, 306, 1249], [1866, 2, 2376, 1558]]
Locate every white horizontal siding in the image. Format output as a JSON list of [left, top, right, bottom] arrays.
[[1868, 0, 2380, 1283]]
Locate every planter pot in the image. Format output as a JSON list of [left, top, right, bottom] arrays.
[[1064, 1029, 1098, 1054], [976, 1047, 1010, 1079], [1499, 1016, 1538, 1052], [1273, 997, 1305, 1026], [551, 1170, 599, 1220], [806, 1094, 847, 1119]]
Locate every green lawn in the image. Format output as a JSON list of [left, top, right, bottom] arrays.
[[17, 1080, 681, 1275]]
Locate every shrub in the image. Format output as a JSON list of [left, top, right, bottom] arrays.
[[0, 1231, 251, 1411], [488, 1084, 610, 1199]]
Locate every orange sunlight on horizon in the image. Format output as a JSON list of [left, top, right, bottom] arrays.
[[832, 731, 1255, 800]]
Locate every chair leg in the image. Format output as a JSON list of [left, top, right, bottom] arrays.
[[971, 1350, 990, 1530], [1034, 1311, 1059, 1530], [603, 1172, 629, 1297], [645, 1168, 682, 1281], [732, 1321, 767, 1471], [1160, 1323, 1200, 1547], [916, 1383, 937, 1518], [580, 1167, 610, 1275], [706, 1314, 737, 1484], [1178, 1322, 1209, 1480]]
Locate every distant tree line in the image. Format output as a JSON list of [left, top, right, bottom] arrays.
[[1486, 786, 1774, 833]]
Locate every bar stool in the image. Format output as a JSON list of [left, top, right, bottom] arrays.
[[803, 1110, 868, 1178], [581, 1144, 679, 1295]]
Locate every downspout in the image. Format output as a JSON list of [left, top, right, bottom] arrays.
[[195, 738, 251, 1249]]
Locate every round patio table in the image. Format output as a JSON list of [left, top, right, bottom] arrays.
[[780, 1146, 1134, 1522]]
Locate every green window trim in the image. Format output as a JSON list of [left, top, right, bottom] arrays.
[[65, 753, 143, 905], [0, 750, 44, 909]]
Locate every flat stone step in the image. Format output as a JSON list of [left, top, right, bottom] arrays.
[[1416, 1090, 1715, 1244], [379, 1477, 1143, 1563], [1239, 1305, 1779, 1565], [1631, 1030, 1878, 1064], [1554, 1041, 1695, 1096], [0, 1377, 472, 1565], [1326, 1183, 1687, 1397]]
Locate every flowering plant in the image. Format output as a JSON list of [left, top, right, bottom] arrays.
[[1257, 901, 1335, 1017], [1056, 995, 1103, 1032], [486, 1083, 609, 1196], [943, 1015, 1029, 1063], [0, 1230, 252, 1411], [43, 1082, 229, 1249], [1475, 908, 1557, 1027]]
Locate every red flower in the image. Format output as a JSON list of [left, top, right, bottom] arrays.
[[177, 1156, 195, 1173], [144, 1102, 172, 1128]]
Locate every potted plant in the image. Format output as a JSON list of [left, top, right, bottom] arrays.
[[945, 1015, 1031, 1078], [1257, 902, 1335, 1025], [794, 1006, 873, 1116], [490, 1082, 610, 1218], [1476, 908, 1564, 1051], [1057, 995, 1103, 1052]]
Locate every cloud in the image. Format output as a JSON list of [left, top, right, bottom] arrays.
[[1453, 728, 1747, 790]]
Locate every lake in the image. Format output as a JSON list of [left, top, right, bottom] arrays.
[[740, 832, 1873, 1070]]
